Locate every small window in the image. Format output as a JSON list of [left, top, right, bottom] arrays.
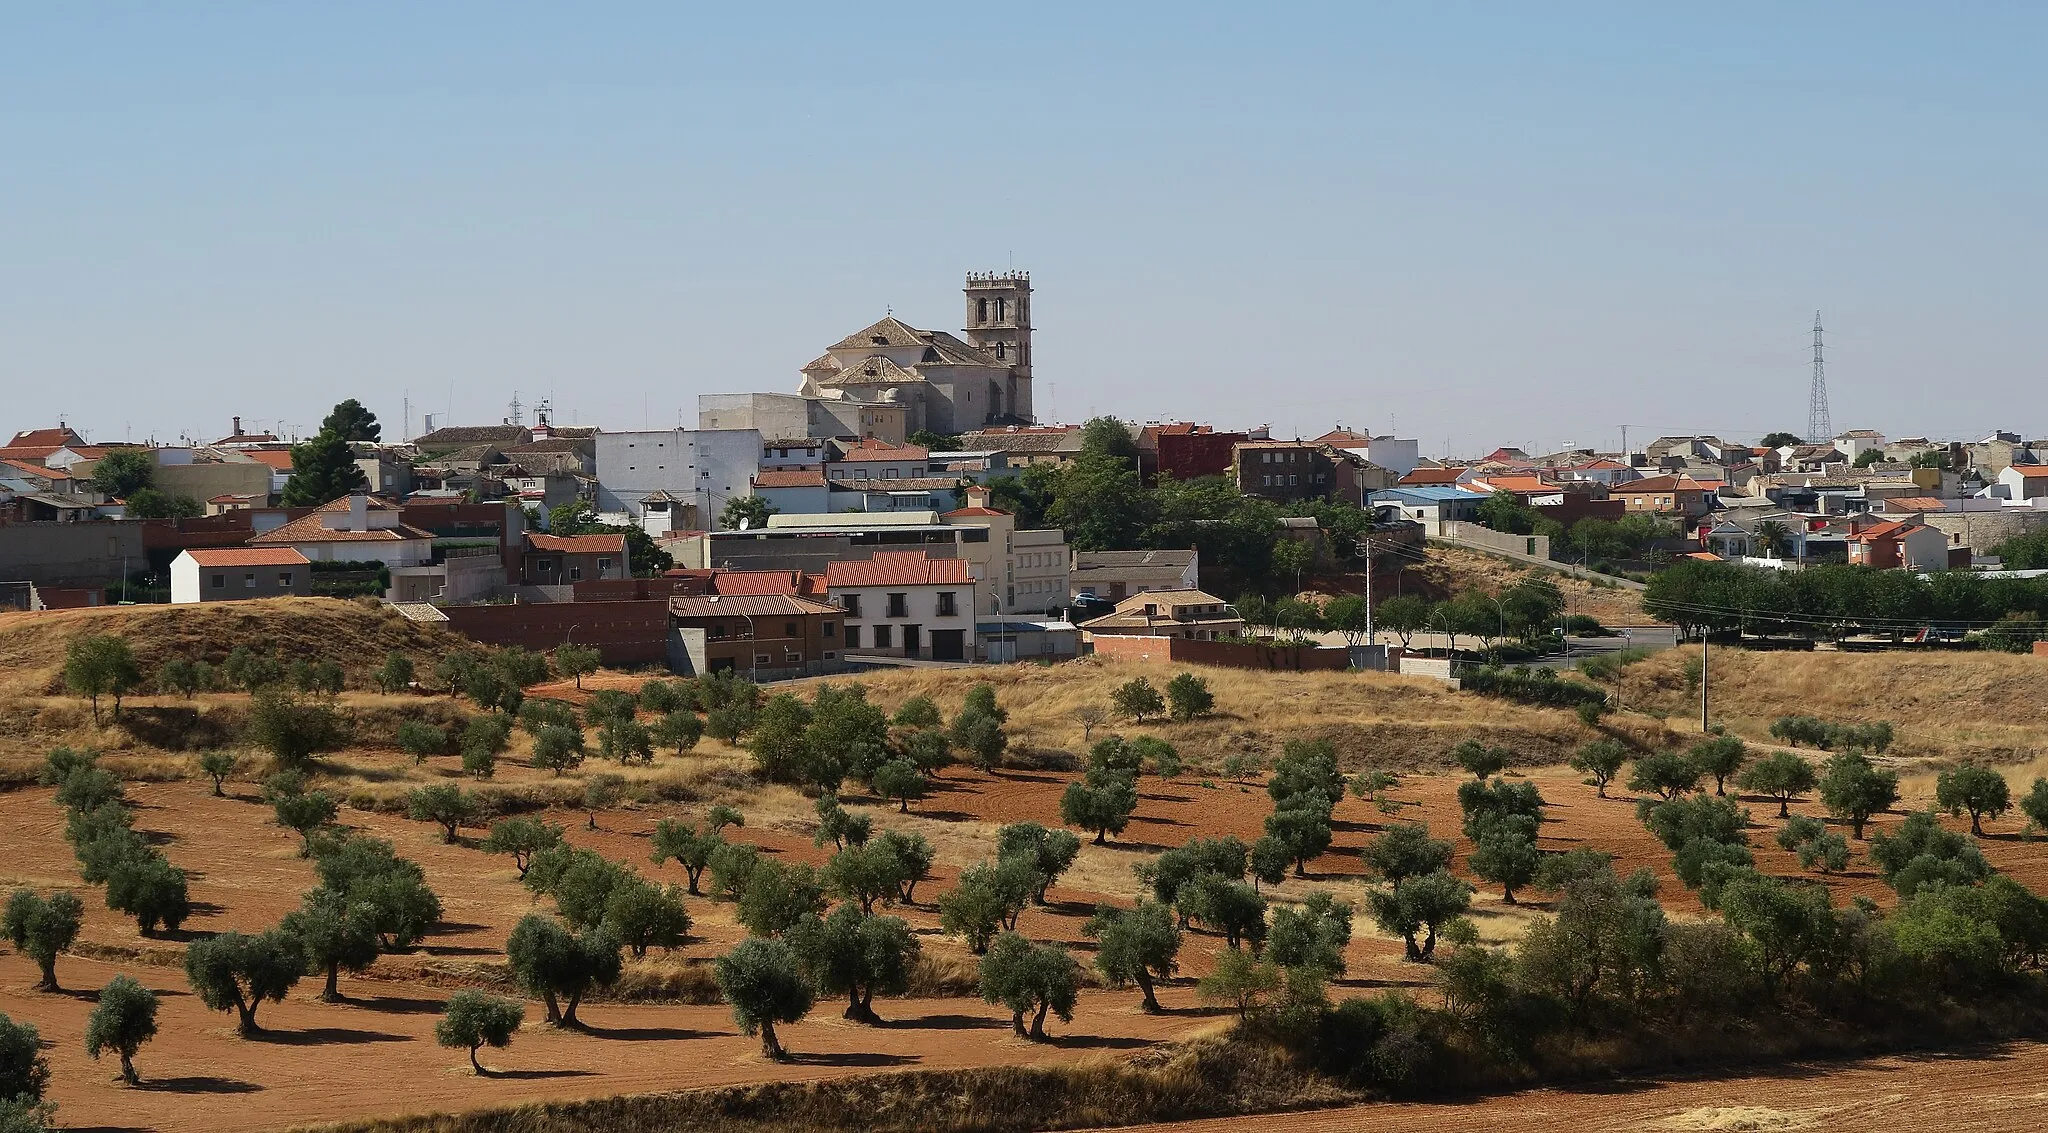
[[873, 625, 893, 648], [569, 565, 583, 581], [887, 593, 908, 619], [841, 594, 861, 618], [212, 573, 225, 589], [278, 572, 293, 586], [822, 621, 836, 637], [244, 573, 257, 588], [598, 558, 613, 574], [756, 654, 770, 664], [938, 592, 957, 617], [844, 626, 859, 648], [784, 621, 797, 637], [824, 651, 837, 660]]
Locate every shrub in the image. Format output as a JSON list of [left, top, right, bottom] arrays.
[[1818, 751, 1900, 839], [599, 718, 655, 764], [196, 751, 237, 796], [1452, 739, 1510, 780], [1198, 948, 1283, 1021], [83, 975, 158, 1085], [1129, 735, 1181, 777], [183, 928, 305, 1035], [0, 1012, 50, 1105], [244, 690, 349, 770], [271, 789, 340, 854], [715, 937, 813, 1059], [584, 689, 638, 729], [407, 784, 477, 843], [1267, 890, 1353, 975], [1870, 811, 1991, 897], [582, 774, 625, 830], [978, 932, 1080, 1040], [1461, 666, 1606, 711], [104, 857, 189, 935], [530, 725, 586, 775], [1110, 677, 1165, 722], [892, 695, 943, 729], [435, 990, 524, 1074], [950, 684, 1008, 771], [1165, 672, 1215, 721]]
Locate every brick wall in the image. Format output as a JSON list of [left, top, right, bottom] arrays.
[[1089, 634, 1351, 671], [440, 601, 671, 667]]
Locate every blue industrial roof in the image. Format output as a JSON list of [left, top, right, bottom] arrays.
[[1372, 486, 1484, 504]]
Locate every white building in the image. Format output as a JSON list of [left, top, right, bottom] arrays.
[[1313, 429, 1422, 477], [170, 547, 311, 604], [825, 550, 977, 662], [594, 428, 761, 523], [245, 494, 433, 567]]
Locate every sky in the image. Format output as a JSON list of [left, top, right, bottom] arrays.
[[3, 2, 2044, 458]]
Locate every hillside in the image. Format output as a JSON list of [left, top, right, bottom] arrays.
[[1360, 543, 1654, 627]]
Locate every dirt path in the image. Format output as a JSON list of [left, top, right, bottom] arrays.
[[1088, 1041, 2048, 1132]]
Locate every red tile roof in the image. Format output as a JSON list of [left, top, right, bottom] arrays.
[[243, 450, 295, 471], [1851, 520, 1920, 542], [1, 428, 86, 457], [942, 506, 1010, 517], [824, 550, 972, 588], [182, 547, 310, 567], [1399, 467, 1464, 485], [249, 496, 433, 545], [1614, 474, 1713, 493], [753, 470, 828, 489], [668, 593, 842, 618], [709, 569, 815, 596], [2008, 465, 2048, 476], [528, 533, 628, 554]]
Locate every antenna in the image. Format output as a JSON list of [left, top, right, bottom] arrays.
[[509, 391, 524, 427], [1807, 311, 1832, 442]]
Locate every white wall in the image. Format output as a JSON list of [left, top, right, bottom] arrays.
[[595, 428, 762, 519], [829, 582, 977, 655], [169, 555, 200, 604]]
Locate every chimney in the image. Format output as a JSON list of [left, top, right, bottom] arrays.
[[347, 492, 367, 529], [232, 416, 242, 437], [965, 484, 993, 510]]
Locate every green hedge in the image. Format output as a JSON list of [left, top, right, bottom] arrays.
[[1463, 664, 1608, 710]]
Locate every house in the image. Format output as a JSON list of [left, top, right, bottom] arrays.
[[414, 425, 532, 455], [1832, 430, 1888, 462], [1234, 440, 1343, 504], [246, 494, 434, 567], [1997, 465, 2048, 504], [523, 532, 629, 586], [825, 550, 977, 661], [1610, 475, 1716, 521], [1398, 466, 1467, 487], [1847, 519, 1949, 571], [169, 547, 311, 604], [666, 593, 844, 679], [1071, 549, 1199, 603], [593, 428, 761, 520], [698, 391, 908, 447], [1152, 424, 1249, 481], [750, 469, 830, 516], [958, 426, 1085, 468], [828, 440, 930, 481], [1369, 485, 1486, 535], [758, 438, 828, 471], [1314, 429, 1421, 477], [1077, 588, 1244, 642]]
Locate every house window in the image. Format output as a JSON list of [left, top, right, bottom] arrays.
[[709, 623, 729, 640], [569, 565, 583, 581], [598, 558, 613, 575], [784, 621, 797, 637], [823, 621, 836, 637], [841, 594, 861, 618], [278, 572, 293, 587], [873, 625, 893, 648], [211, 573, 225, 590], [244, 573, 257, 588], [844, 626, 859, 648], [536, 558, 555, 573], [938, 592, 957, 617], [887, 593, 908, 618]]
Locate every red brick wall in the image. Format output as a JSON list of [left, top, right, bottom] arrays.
[[1157, 432, 1247, 481], [1089, 634, 1351, 671], [441, 601, 670, 667]]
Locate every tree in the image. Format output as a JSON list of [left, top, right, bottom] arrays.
[[1690, 737, 1749, 796], [2, 890, 84, 991], [812, 793, 870, 851], [950, 684, 1009, 771], [1936, 765, 2012, 836], [311, 835, 442, 950], [1375, 594, 1431, 649], [1628, 750, 1702, 800], [64, 634, 141, 725], [1366, 869, 1472, 961], [715, 937, 812, 1058], [484, 817, 564, 879], [1870, 810, 1991, 897], [546, 644, 599, 690], [505, 914, 621, 1027], [123, 487, 203, 518], [1182, 874, 1267, 949], [653, 710, 702, 755], [1451, 739, 1509, 780], [271, 789, 339, 854], [407, 784, 477, 843], [1266, 890, 1353, 975], [1760, 431, 1803, 450], [1110, 677, 1165, 722], [280, 430, 369, 507], [436, 990, 523, 1075], [83, 975, 158, 1086], [104, 857, 190, 936], [978, 932, 1080, 1040], [1569, 739, 1627, 798], [154, 657, 201, 698], [709, 841, 764, 901], [2022, 778, 2048, 833], [650, 819, 722, 896], [1061, 772, 1140, 844], [1083, 901, 1181, 1012], [1467, 815, 1541, 904], [737, 860, 826, 937], [1818, 751, 1900, 839], [183, 928, 305, 1035], [876, 829, 935, 904], [1164, 672, 1215, 721], [718, 494, 779, 531], [939, 860, 1032, 953], [1360, 823, 1455, 889], [244, 690, 349, 770], [603, 876, 692, 958], [0, 1013, 49, 1112], [893, 694, 943, 729], [1737, 752, 1818, 818], [321, 398, 382, 442], [530, 725, 585, 775], [793, 905, 920, 1024], [870, 760, 927, 813], [1197, 948, 1282, 1021], [996, 822, 1083, 904], [88, 449, 156, 499], [1264, 799, 1334, 876], [375, 652, 415, 695], [281, 887, 380, 1001], [599, 718, 654, 765]]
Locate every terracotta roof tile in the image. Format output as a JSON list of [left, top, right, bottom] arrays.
[[753, 470, 828, 489], [824, 550, 972, 588], [528, 533, 627, 554], [182, 547, 310, 567]]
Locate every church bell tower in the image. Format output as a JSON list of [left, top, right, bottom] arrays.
[[963, 271, 1033, 422]]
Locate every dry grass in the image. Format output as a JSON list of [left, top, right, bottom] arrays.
[[1390, 544, 1656, 626], [1618, 645, 2048, 767]]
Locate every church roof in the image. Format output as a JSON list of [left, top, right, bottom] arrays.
[[820, 354, 925, 387], [920, 330, 1005, 368], [830, 317, 929, 352], [801, 353, 842, 375]]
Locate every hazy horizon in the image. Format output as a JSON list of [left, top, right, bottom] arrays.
[[5, 3, 2043, 457]]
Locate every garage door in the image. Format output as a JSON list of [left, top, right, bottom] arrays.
[[929, 629, 966, 661]]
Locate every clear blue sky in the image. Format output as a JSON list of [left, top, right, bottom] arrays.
[[4, 2, 2042, 456]]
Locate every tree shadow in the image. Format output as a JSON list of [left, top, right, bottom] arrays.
[[343, 994, 446, 1015], [482, 1067, 599, 1080], [783, 1051, 918, 1067], [989, 770, 1065, 784], [911, 809, 979, 823], [1099, 839, 1172, 854], [139, 1075, 264, 1094], [250, 1026, 407, 1046], [578, 1023, 725, 1041], [418, 943, 500, 958], [1047, 1033, 1152, 1050], [1143, 792, 1194, 804], [888, 1013, 1007, 1031], [153, 927, 222, 945]]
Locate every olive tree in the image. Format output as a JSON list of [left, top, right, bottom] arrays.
[[83, 975, 158, 1085], [715, 937, 813, 1059], [406, 784, 477, 843], [978, 932, 1080, 1040], [1083, 901, 1181, 1012], [483, 817, 565, 878], [64, 634, 141, 724], [1569, 739, 1627, 798], [435, 990, 525, 1074], [1818, 751, 1900, 839], [2, 890, 84, 992], [1935, 765, 2012, 836], [505, 914, 622, 1027], [281, 887, 381, 1001], [791, 905, 919, 1024], [1736, 752, 1818, 818], [196, 751, 238, 796], [183, 928, 305, 1035]]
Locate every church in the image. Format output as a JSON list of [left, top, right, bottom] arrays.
[[797, 272, 1035, 435]]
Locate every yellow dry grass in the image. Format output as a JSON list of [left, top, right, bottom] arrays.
[[1398, 543, 1656, 626], [1617, 645, 2048, 766]]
